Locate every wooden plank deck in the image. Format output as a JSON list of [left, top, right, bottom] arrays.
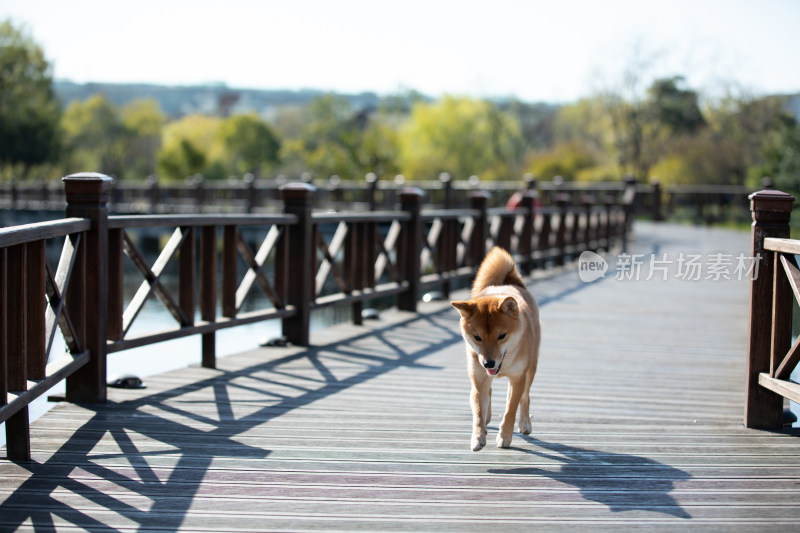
[[2, 222, 800, 532]]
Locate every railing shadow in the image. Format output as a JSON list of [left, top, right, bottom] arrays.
[[488, 434, 692, 519], [0, 307, 459, 531]]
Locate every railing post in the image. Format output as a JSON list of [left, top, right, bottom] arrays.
[[5, 243, 29, 460], [10, 180, 18, 210], [745, 190, 795, 429], [281, 183, 316, 346], [440, 173, 453, 209], [525, 173, 537, 193], [555, 193, 570, 266], [200, 226, 217, 368], [622, 176, 638, 234], [469, 191, 490, 267], [582, 195, 596, 252], [397, 188, 423, 312], [244, 173, 258, 214], [519, 190, 536, 275], [365, 173, 378, 211], [651, 180, 664, 222], [63, 172, 114, 403], [147, 175, 160, 213], [193, 175, 205, 211], [603, 195, 615, 251]]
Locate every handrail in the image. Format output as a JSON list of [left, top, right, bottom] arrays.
[[0, 218, 90, 247], [108, 213, 298, 228], [1, 173, 635, 461], [764, 237, 800, 256]]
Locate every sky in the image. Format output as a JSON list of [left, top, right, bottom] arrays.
[[3, 0, 800, 103]]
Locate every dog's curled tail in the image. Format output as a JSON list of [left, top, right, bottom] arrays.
[[471, 247, 526, 297]]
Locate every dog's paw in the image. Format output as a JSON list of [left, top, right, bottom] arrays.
[[471, 435, 486, 452], [496, 433, 512, 448], [519, 416, 532, 435]]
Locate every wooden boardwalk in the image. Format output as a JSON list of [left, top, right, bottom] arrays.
[[2, 222, 800, 531]]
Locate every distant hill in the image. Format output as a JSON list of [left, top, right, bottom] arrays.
[[53, 80, 385, 118]]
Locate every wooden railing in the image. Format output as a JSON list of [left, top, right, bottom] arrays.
[[1, 172, 755, 222], [0, 173, 640, 213], [745, 190, 799, 429], [1, 173, 633, 461]]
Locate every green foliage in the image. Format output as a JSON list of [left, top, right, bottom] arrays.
[[158, 114, 223, 181], [0, 20, 61, 176], [158, 139, 207, 181], [279, 94, 399, 179], [397, 96, 524, 180], [218, 113, 281, 176], [61, 94, 164, 180], [121, 99, 165, 178], [526, 142, 599, 181], [157, 112, 284, 181], [62, 94, 126, 177], [601, 76, 706, 181], [647, 76, 705, 134], [358, 120, 400, 177], [747, 110, 800, 194]]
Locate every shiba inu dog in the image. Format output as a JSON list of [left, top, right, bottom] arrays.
[[451, 247, 541, 451]]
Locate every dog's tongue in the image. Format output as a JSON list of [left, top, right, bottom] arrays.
[[486, 367, 500, 376]]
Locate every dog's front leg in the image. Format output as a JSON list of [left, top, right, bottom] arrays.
[[497, 377, 525, 448], [470, 378, 491, 451]]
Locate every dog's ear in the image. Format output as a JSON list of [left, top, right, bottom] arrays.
[[451, 300, 475, 318], [500, 296, 519, 316]]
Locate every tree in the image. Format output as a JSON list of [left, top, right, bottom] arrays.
[[506, 100, 559, 152], [218, 113, 280, 176], [279, 94, 397, 179], [61, 94, 126, 177], [157, 138, 207, 180], [647, 76, 705, 134], [526, 142, 599, 181], [397, 96, 524, 180], [358, 119, 400, 178], [297, 94, 363, 178], [60, 95, 165, 180], [745, 98, 800, 193], [603, 75, 710, 181], [121, 99, 165, 179], [157, 114, 223, 181], [0, 20, 61, 176]]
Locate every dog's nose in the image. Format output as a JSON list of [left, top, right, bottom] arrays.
[[483, 359, 496, 369]]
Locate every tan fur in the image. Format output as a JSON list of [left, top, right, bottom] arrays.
[[451, 247, 540, 451]]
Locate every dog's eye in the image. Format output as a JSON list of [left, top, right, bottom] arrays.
[[473, 335, 482, 342], [498, 333, 507, 340]]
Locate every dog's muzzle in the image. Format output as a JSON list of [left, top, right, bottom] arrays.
[[482, 348, 507, 376]]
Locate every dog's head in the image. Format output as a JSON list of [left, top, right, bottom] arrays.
[[451, 295, 520, 376]]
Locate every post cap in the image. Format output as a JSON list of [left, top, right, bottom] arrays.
[[280, 182, 316, 204], [62, 172, 115, 187], [749, 189, 795, 212], [62, 172, 115, 199], [469, 190, 491, 200], [399, 187, 425, 199], [281, 182, 317, 193]]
